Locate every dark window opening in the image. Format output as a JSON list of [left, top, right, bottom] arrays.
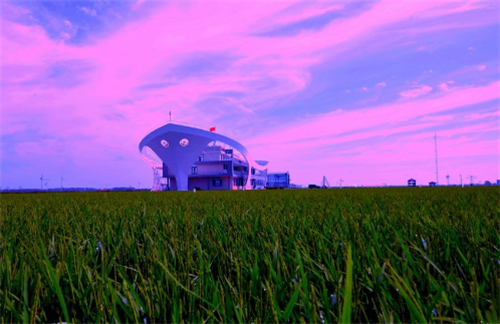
[[213, 178, 222, 187]]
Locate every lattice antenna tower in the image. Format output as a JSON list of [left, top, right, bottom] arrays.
[[40, 175, 49, 191], [151, 168, 163, 191], [322, 176, 330, 188], [140, 146, 164, 191]]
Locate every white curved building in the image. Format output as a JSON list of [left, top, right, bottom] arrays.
[[139, 123, 268, 191]]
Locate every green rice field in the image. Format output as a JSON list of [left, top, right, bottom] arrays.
[[1, 187, 499, 323]]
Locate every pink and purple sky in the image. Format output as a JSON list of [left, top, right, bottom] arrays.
[[1, 0, 499, 189]]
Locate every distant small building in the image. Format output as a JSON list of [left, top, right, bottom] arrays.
[[429, 181, 436, 187], [484, 181, 491, 186], [267, 172, 290, 189], [497, 179, 500, 185], [408, 178, 416, 187]]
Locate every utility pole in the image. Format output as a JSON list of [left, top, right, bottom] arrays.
[[434, 134, 439, 185], [459, 174, 463, 187]]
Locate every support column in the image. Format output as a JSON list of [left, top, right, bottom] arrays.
[[175, 173, 189, 191]]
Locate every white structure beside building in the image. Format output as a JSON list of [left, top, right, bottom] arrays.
[[139, 123, 268, 191], [266, 172, 290, 189]]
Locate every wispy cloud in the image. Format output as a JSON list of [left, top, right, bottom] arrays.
[[399, 85, 433, 99], [465, 110, 500, 120], [249, 81, 499, 146], [79, 6, 97, 17]]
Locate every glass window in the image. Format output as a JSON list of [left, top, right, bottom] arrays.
[[191, 166, 198, 174]]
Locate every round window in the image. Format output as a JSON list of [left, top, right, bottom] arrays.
[[160, 140, 169, 148], [179, 138, 189, 147]]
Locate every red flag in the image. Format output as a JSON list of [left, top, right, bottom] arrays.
[[210, 127, 216, 132]]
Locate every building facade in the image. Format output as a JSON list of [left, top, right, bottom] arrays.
[[139, 123, 268, 191]]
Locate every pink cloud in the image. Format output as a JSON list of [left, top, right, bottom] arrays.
[[250, 116, 498, 186], [248, 81, 499, 147], [79, 6, 97, 17], [1, 1, 498, 188], [439, 83, 450, 92], [420, 115, 454, 122], [438, 81, 454, 92], [465, 110, 500, 120], [399, 85, 433, 98], [1, 0, 491, 112]]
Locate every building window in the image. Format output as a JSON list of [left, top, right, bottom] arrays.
[[251, 167, 255, 175], [213, 177, 222, 187], [179, 138, 189, 147], [223, 164, 228, 170], [198, 155, 204, 162], [191, 166, 198, 174]]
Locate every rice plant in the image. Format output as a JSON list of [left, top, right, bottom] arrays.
[[0, 187, 498, 323]]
